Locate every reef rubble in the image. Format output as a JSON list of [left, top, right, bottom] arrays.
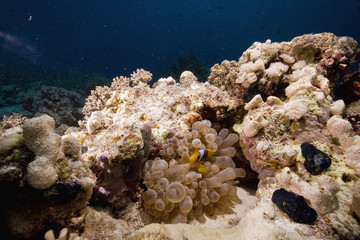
[[1, 32, 360, 239]]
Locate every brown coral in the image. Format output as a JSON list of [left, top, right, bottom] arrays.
[[0, 113, 26, 136], [81, 85, 112, 119], [130, 68, 153, 86], [111, 75, 131, 91]]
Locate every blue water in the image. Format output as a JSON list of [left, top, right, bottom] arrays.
[[1, 0, 359, 79]]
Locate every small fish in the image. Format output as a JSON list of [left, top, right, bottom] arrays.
[[189, 149, 213, 173]]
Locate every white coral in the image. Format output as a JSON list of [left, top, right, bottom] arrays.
[[286, 66, 318, 98], [326, 115, 353, 147], [345, 145, 360, 172], [245, 94, 264, 111], [283, 101, 307, 120], [242, 116, 263, 138], [330, 100, 345, 116], [23, 115, 61, 189], [265, 62, 289, 79], [86, 111, 103, 134], [292, 60, 306, 70], [315, 75, 330, 95], [236, 59, 265, 88], [266, 96, 283, 105], [280, 54, 295, 64], [240, 59, 265, 73], [277, 167, 339, 215]]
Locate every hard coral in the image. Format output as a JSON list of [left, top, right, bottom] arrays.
[[111, 75, 130, 91], [142, 120, 245, 223], [1, 114, 95, 239], [0, 113, 26, 136], [23, 114, 61, 189], [80, 70, 240, 138], [209, 33, 359, 100], [81, 85, 112, 119], [237, 73, 337, 178], [130, 68, 153, 86], [21, 86, 83, 126]]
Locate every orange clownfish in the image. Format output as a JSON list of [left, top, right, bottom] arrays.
[[189, 149, 214, 173]]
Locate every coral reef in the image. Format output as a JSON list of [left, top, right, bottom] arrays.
[[161, 55, 210, 82], [70, 33, 360, 239], [81, 68, 152, 123], [78, 68, 243, 218], [209, 32, 359, 101], [335, 64, 360, 104], [142, 119, 245, 223], [1, 33, 360, 240], [0, 84, 21, 116], [21, 86, 84, 126], [23, 114, 61, 189], [0, 115, 94, 239], [81, 85, 112, 120], [0, 113, 26, 136]]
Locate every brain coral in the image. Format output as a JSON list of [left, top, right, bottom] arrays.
[[142, 119, 245, 223]]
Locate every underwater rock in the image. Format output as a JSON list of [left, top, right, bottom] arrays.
[[89, 123, 151, 213], [301, 142, 331, 175], [209, 33, 359, 100], [0, 115, 95, 239], [352, 181, 360, 219], [28, 33, 360, 239], [345, 98, 360, 135], [0, 113, 26, 137], [335, 64, 360, 104], [271, 188, 318, 224], [276, 167, 339, 215], [44, 181, 82, 204]]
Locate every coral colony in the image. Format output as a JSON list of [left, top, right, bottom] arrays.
[[1, 33, 360, 239]]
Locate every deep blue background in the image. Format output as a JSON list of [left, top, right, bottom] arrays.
[[1, 0, 360, 79]]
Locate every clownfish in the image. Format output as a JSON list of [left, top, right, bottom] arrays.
[[189, 149, 214, 173]]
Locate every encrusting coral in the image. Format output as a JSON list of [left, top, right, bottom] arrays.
[[142, 119, 245, 223]]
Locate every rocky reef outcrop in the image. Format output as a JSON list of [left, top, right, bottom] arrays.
[[0, 115, 94, 239], [1, 32, 360, 240]]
